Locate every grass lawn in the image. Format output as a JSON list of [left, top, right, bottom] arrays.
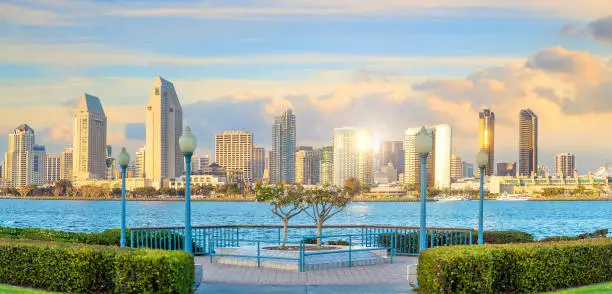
[[552, 282, 612, 293], [0, 284, 58, 294]]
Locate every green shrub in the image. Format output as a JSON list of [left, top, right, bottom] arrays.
[[0, 239, 194, 293], [327, 240, 350, 246], [539, 236, 579, 242], [471, 230, 535, 244], [417, 238, 612, 293], [0, 226, 122, 245], [304, 238, 317, 245]]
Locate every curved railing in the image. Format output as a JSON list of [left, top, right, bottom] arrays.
[[130, 224, 473, 256]]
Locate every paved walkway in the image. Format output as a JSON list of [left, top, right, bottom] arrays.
[[196, 284, 415, 293], [195, 256, 417, 286]]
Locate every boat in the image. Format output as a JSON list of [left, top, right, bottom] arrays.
[[496, 192, 531, 201], [434, 195, 471, 202]]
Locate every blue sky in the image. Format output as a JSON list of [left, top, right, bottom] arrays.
[[1, 0, 611, 171]]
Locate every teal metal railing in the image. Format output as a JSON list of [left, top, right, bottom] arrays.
[[129, 225, 473, 256]]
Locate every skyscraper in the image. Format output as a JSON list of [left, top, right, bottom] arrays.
[[380, 141, 404, 180], [145, 77, 183, 187], [451, 154, 463, 180], [271, 109, 296, 184], [496, 162, 517, 176], [296, 146, 321, 185], [135, 147, 146, 178], [60, 148, 73, 181], [73, 93, 107, 181], [478, 109, 495, 176], [462, 162, 474, 178], [404, 125, 452, 189], [215, 131, 253, 180], [32, 145, 46, 185], [46, 154, 61, 184], [332, 127, 373, 187], [2, 124, 35, 188], [320, 146, 333, 185], [555, 152, 575, 178], [253, 145, 266, 180], [519, 109, 538, 177]]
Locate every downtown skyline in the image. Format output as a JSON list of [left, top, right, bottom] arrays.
[[1, 1, 612, 171]]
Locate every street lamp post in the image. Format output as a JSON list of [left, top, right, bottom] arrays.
[[415, 127, 433, 252], [476, 150, 489, 245], [117, 147, 130, 248], [179, 126, 197, 254]]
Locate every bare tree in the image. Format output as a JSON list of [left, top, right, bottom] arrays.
[[304, 186, 351, 247], [255, 184, 307, 249]]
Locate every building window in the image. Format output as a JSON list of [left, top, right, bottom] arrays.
[[155, 87, 160, 95]]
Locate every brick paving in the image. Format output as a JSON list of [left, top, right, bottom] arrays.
[[195, 256, 418, 285]]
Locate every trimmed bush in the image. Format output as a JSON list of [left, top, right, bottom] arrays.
[[327, 240, 350, 246], [540, 236, 579, 242], [0, 226, 122, 245], [417, 238, 612, 293], [471, 230, 535, 244], [0, 239, 194, 293]]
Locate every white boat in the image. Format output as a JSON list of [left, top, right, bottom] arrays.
[[496, 193, 531, 201], [435, 195, 471, 202]]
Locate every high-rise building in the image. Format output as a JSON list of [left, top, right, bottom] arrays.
[[145, 77, 183, 187], [451, 154, 463, 180], [296, 146, 321, 185], [135, 147, 146, 178], [191, 156, 211, 174], [478, 109, 495, 176], [253, 145, 266, 180], [46, 154, 61, 184], [404, 125, 452, 189], [60, 148, 73, 181], [496, 162, 517, 176], [2, 124, 36, 188], [73, 93, 107, 181], [462, 162, 474, 178], [215, 131, 253, 180], [332, 128, 373, 187], [105, 145, 115, 180], [537, 165, 549, 178], [271, 109, 296, 184], [519, 109, 538, 176], [380, 141, 404, 180], [320, 146, 333, 186], [32, 145, 46, 185], [556, 152, 575, 178]]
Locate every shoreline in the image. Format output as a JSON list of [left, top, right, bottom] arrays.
[[1, 196, 611, 202]]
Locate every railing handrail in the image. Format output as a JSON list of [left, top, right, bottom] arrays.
[[129, 224, 474, 232]]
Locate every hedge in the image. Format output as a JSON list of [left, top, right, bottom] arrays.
[[470, 230, 534, 244], [417, 238, 612, 293], [0, 239, 194, 293], [0, 226, 122, 245]]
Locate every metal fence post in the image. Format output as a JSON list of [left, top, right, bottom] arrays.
[[257, 241, 261, 268], [299, 240, 304, 272], [130, 231, 134, 248], [348, 235, 352, 267]]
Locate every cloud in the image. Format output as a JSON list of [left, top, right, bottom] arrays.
[[0, 2, 67, 26], [525, 46, 603, 78], [588, 15, 612, 43]]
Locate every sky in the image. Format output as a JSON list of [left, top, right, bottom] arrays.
[[1, 0, 612, 172]]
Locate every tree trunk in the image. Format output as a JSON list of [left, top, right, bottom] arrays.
[[280, 219, 289, 249], [316, 222, 323, 247]]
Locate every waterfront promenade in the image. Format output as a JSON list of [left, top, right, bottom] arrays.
[[195, 256, 417, 293]]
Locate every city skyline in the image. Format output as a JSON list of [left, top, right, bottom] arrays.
[[1, 2, 612, 172]]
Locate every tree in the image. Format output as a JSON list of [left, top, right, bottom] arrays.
[[18, 184, 37, 197], [343, 177, 360, 196], [304, 186, 351, 247], [255, 184, 307, 249]]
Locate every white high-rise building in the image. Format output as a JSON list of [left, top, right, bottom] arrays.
[[60, 148, 73, 181], [296, 146, 321, 185], [403, 125, 452, 189], [332, 127, 373, 187], [73, 93, 107, 182], [253, 145, 266, 180], [145, 77, 183, 188], [555, 152, 575, 178], [215, 131, 253, 180], [451, 154, 463, 180], [135, 147, 146, 178], [271, 109, 296, 184], [46, 154, 61, 184], [320, 146, 333, 186], [2, 124, 36, 188]]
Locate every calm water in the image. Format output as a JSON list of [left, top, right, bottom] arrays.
[[0, 199, 610, 239]]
